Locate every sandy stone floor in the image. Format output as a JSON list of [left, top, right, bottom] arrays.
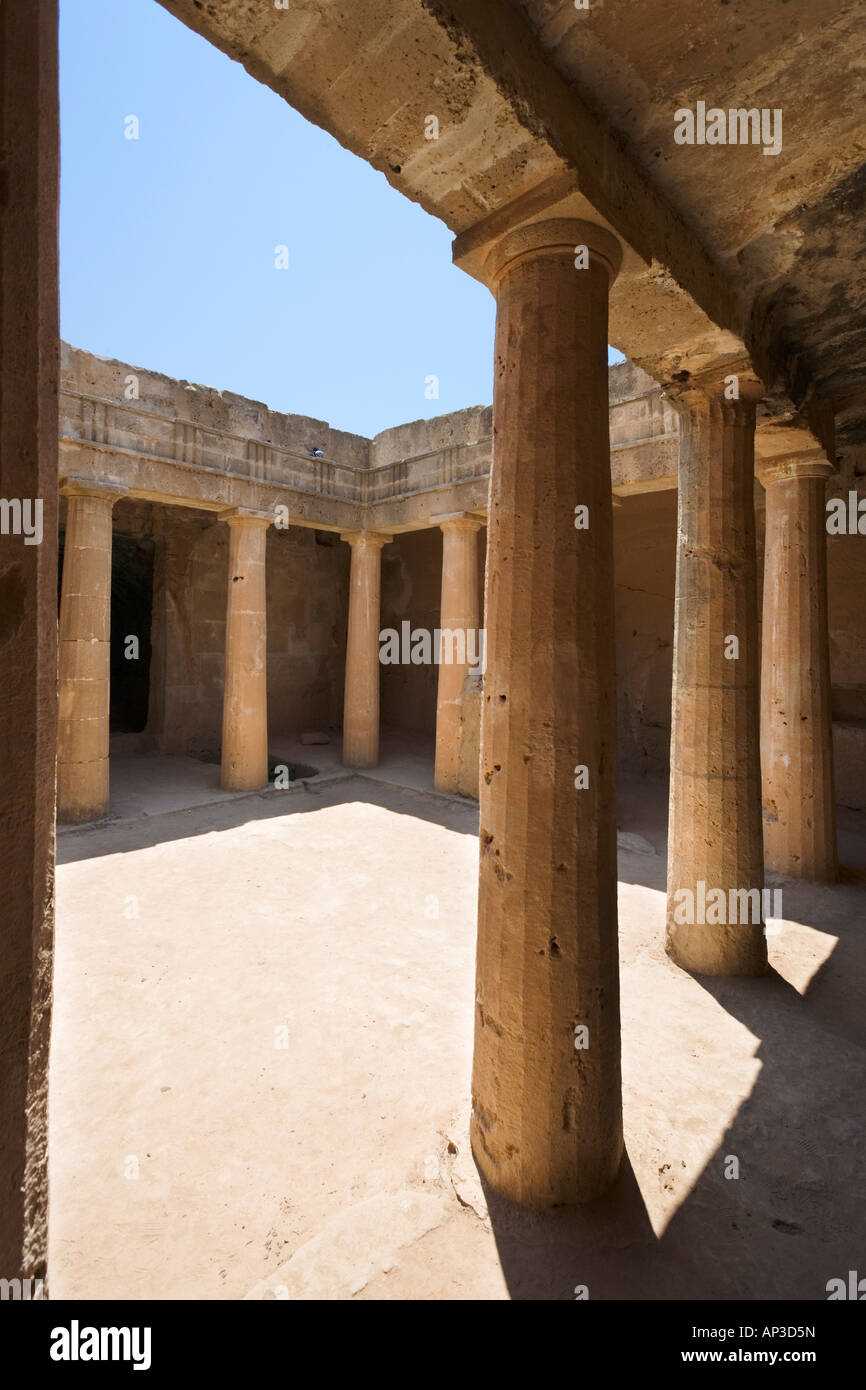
[[50, 759, 866, 1300]]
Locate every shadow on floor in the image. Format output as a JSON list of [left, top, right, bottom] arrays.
[[485, 889, 866, 1299], [56, 758, 866, 1299], [56, 771, 480, 866]]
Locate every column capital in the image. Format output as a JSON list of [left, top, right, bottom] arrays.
[[219, 508, 272, 529], [480, 217, 623, 292], [60, 475, 127, 502], [758, 453, 834, 487], [339, 529, 391, 550], [432, 512, 483, 534]]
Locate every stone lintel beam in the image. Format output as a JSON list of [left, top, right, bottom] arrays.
[[218, 506, 274, 525], [365, 477, 489, 533], [428, 509, 478, 526], [59, 440, 362, 531]]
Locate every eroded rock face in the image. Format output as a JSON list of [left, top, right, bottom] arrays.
[[0, 0, 58, 1285], [160, 0, 866, 468]]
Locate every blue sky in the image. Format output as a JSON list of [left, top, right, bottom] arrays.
[[60, 0, 622, 439]]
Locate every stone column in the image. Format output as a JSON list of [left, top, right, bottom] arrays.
[[0, 0, 58, 1283], [434, 515, 481, 793], [469, 218, 624, 1207], [57, 480, 124, 823], [665, 368, 768, 976], [760, 457, 837, 880], [341, 531, 389, 769], [221, 511, 270, 792]]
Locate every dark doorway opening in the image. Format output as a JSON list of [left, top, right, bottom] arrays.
[[57, 531, 155, 735], [109, 535, 155, 734]]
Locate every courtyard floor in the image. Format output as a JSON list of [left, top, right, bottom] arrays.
[[50, 751, 866, 1299]]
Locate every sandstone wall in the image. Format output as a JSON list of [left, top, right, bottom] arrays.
[[613, 490, 677, 780], [57, 347, 866, 802], [611, 482, 866, 806], [63, 498, 350, 759], [379, 525, 487, 739], [90, 492, 866, 805], [380, 529, 441, 737], [154, 517, 348, 757]]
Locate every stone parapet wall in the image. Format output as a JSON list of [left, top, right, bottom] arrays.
[[57, 345, 866, 799], [59, 346, 690, 528]]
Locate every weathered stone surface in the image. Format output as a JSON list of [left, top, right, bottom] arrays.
[[0, 0, 58, 1285], [434, 517, 481, 793], [342, 532, 389, 768], [56, 344, 866, 815], [761, 460, 837, 880], [456, 673, 482, 800], [57, 483, 123, 823], [665, 370, 768, 977], [220, 513, 270, 792], [471, 219, 623, 1206], [5, 0, 866, 1292], [156, 0, 864, 464]]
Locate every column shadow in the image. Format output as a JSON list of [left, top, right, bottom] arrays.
[[484, 872, 866, 1299]]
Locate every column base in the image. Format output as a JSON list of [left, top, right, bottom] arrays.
[[665, 925, 769, 978], [220, 767, 269, 794], [341, 747, 378, 771]]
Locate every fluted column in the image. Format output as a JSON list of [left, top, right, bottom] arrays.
[[221, 511, 270, 792], [666, 368, 767, 976], [469, 218, 624, 1207], [434, 515, 481, 793], [760, 457, 837, 879], [57, 479, 124, 823], [342, 531, 389, 769]]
